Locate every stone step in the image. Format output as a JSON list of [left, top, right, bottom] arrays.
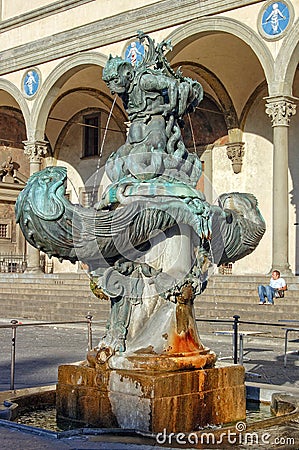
[[194, 301, 297, 337], [1, 273, 298, 290], [1, 302, 107, 314], [1, 289, 296, 304], [201, 291, 297, 300], [195, 301, 297, 315], [195, 292, 299, 306], [0, 298, 97, 313], [0, 273, 298, 338], [0, 275, 91, 287], [204, 278, 299, 289], [202, 282, 299, 295], [195, 300, 297, 314], [0, 272, 88, 278], [0, 297, 109, 311], [0, 294, 99, 308], [2, 273, 298, 285], [0, 281, 297, 296], [0, 303, 109, 322], [207, 274, 299, 283], [0, 290, 93, 300]]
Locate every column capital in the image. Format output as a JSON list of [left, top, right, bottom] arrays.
[[226, 142, 245, 174], [265, 96, 297, 127], [23, 140, 48, 163]]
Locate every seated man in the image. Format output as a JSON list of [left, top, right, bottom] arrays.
[[258, 270, 287, 305]]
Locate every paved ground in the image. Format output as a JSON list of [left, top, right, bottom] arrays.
[[0, 318, 298, 390], [0, 317, 299, 449]]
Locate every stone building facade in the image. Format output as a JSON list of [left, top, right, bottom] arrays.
[[0, 0, 298, 275]]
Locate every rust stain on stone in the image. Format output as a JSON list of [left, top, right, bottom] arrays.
[[168, 327, 202, 354]]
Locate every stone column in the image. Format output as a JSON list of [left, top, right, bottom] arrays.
[[23, 140, 48, 273], [265, 96, 297, 275], [202, 147, 213, 203]]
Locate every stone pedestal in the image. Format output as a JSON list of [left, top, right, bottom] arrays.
[[56, 363, 245, 432]]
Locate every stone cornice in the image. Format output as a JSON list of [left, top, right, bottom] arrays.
[[0, 182, 25, 201], [0, 0, 264, 76], [0, 0, 95, 33]]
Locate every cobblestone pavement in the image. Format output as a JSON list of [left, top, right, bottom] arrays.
[[0, 318, 298, 449]]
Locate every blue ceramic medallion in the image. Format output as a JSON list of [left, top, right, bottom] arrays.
[[261, 2, 290, 37], [125, 41, 144, 67], [23, 69, 40, 97]]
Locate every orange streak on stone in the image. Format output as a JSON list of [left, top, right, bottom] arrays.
[[169, 328, 201, 354]]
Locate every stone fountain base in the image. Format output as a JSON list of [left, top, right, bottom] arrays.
[[56, 363, 245, 432]]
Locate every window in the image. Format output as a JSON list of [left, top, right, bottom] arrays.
[[83, 113, 101, 157], [0, 224, 8, 238], [0, 219, 11, 239]]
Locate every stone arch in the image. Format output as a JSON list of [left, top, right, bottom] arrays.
[[240, 80, 268, 131], [49, 87, 126, 133], [182, 93, 228, 150], [0, 78, 30, 135], [30, 52, 108, 141], [275, 17, 299, 96], [53, 101, 126, 160], [166, 16, 274, 88], [0, 106, 27, 149]]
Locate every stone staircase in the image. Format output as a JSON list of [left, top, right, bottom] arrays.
[[195, 275, 299, 337], [0, 273, 110, 324], [0, 273, 298, 337]]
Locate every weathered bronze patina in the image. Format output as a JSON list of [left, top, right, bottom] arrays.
[[16, 32, 265, 430]]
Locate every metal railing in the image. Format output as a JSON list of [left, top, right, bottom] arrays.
[[0, 253, 48, 273], [1, 314, 297, 391], [196, 315, 298, 366], [0, 315, 99, 390], [218, 263, 233, 275], [0, 254, 27, 273], [196, 315, 240, 363]]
